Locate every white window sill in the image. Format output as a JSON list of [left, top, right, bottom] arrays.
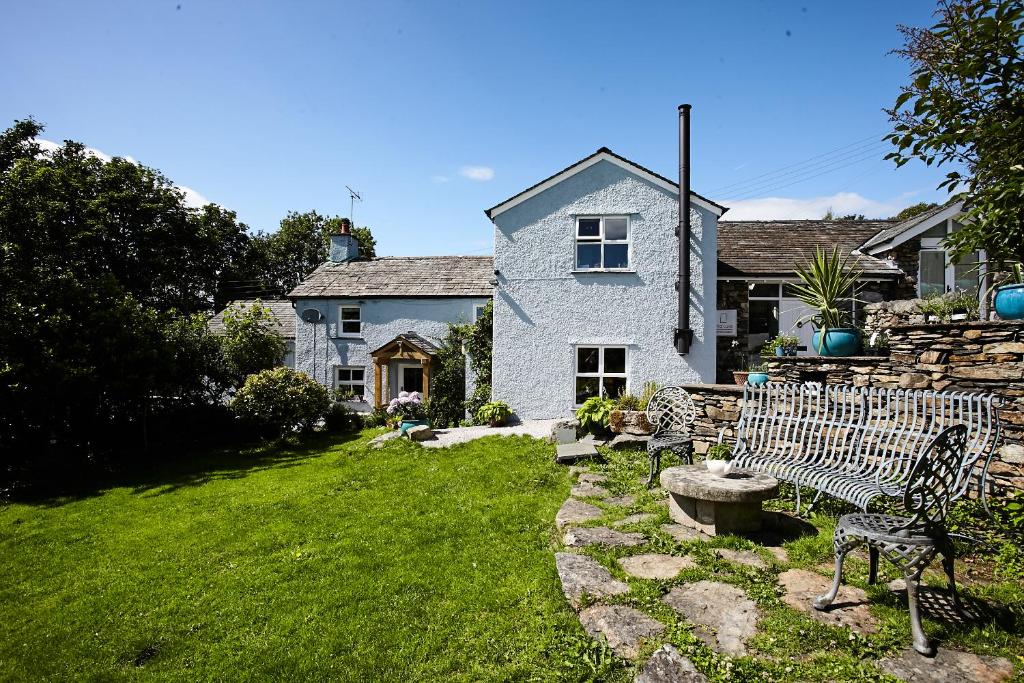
[[333, 334, 364, 340], [572, 269, 636, 274]]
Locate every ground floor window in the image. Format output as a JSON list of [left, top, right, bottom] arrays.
[[334, 366, 366, 400], [574, 345, 627, 405]]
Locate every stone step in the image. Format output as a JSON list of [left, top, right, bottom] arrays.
[[556, 442, 599, 464]]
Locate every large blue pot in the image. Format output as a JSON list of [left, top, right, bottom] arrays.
[[994, 284, 1024, 320], [399, 419, 428, 435], [747, 372, 770, 386], [812, 328, 861, 356]]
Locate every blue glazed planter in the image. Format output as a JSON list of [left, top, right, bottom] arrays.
[[399, 419, 428, 434], [994, 284, 1024, 320], [812, 328, 861, 356], [747, 372, 770, 386]]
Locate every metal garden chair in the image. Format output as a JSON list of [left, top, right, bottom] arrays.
[[645, 386, 696, 488], [813, 424, 970, 656]]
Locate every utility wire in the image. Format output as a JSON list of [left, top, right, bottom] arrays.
[[721, 147, 888, 202]]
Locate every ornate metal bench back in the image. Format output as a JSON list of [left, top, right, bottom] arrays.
[[646, 386, 696, 436], [733, 383, 1000, 504], [899, 424, 970, 533]]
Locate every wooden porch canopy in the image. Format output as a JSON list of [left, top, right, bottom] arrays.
[[369, 331, 440, 408]]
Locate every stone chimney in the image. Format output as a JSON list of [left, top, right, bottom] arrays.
[[330, 218, 360, 263]]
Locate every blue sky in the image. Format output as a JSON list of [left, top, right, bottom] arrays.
[[2, 1, 948, 256]]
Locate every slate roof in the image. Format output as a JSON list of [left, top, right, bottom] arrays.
[[208, 298, 295, 339], [860, 200, 962, 252], [370, 331, 441, 357], [717, 220, 903, 278], [288, 256, 494, 298]]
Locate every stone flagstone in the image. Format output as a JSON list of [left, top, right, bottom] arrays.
[[605, 494, 637, 507], [635, 644, 708, 683], [877, 648, 1014, 683], [662, 581, 759, 655], [618, 553, 696, 580], [571, 481, 610, 498], [555, 499, 604, 529], [778, 568, 878, 633], [714, 548, 767, 569], [661, 523, 707, 543], [578, 472, 608, 484], [564, 526, 646, 548], [579, 605, 666, 659], [556, 442, 598, 464], [612, 513, 655, 528], [555, 552, 629, 609]]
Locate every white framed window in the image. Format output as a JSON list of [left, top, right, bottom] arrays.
[[574, 345, 628, 405], [575, 216, 630, 270], [334, 366, 366, 400], [338, 305, 362, 336]]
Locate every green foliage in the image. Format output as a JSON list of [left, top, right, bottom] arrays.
[[917, 290, 980, 321], [475, 401, 512, 426], [230, 368, 330, 437], [761, 334, 800, 357], [427, 327, 467, 429], [323, 402, 359, 434], [791, 246, 863, 350], [350, 225, 377, 258], [0, 119, 251, 475], [822, 209, 867, 221], [361, 407, 389, 429], [893, 202, 939, 221], [219, 301, 287, 384], [886, 0, 1024, 269], [613, 392, 643, 411], [458, 301, 494, 423], [575, 396, 615, 434], [706, 443, 733, 461], [638, 381, 660, 409]]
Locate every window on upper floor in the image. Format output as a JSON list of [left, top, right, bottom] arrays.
[[574, 345, 628, 405], [339, 305, 362, 336], [575, 216, 629, 270]]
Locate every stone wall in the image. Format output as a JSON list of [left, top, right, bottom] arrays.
[[764, 319, 1024, 493], [678, 383, 745, 456]]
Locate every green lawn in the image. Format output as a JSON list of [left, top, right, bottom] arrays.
[[0, 431, 587, 681]]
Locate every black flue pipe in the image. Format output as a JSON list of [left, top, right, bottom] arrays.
[[675, 104, 694, 355]]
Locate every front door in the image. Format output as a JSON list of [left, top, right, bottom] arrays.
[[399, 364, 424, 394], [779, 297, 818, 356]]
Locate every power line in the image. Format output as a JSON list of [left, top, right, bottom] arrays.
[[721, 146, 889, 202]]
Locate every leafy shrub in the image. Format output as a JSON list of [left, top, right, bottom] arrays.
[[465, 384, 492, 425], [323, 402, 359, 434], [614, 393, 643, 411], [918, 290, 980, 321], [638, 381, 660, 408], [706, 443, 733, 461], [220, 302, 287, 385], [427, 327, 466, 429], [361, 407, 389, 429], [576, 396, 615, 434], [476, 401, 512, 426], [230, 368, 331, 437]]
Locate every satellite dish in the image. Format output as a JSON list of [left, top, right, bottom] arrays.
[[301, 308, 323, 323]]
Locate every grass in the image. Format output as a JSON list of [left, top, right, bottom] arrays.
[[0, 430, 590, 681]]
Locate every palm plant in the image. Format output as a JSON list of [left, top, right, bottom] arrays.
[[790, 246, 864, 353]]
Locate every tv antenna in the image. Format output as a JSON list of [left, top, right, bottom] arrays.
[[345, 185, 362, 224]]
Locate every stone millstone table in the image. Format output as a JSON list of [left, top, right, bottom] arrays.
[[660, 464, 780, 536]]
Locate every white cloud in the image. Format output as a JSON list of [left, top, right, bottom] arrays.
[[723, 192, 910, 221], [36, 138, 211, 208], [432, 175, 450, 184], [458, 165, 495, 181]]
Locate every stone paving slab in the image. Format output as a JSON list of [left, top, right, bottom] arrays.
[[661, 523, 709, 543], [555, 499, 604, 529], [635, 644, 708, 683], [577, 472, 608, 484], [877, 648, 1014, 682], [564, 526, 646, 548], [556, 442, 599, 464], [571, 481, 610, 498], [618, 553, 696, 580], [714, 548, 767, 569], [662, 581, 759, 655], [778, 568, 878, 634], [579, 605, 666, 659], [555, 552, 629, 609], [612, 513, 655, 528], [605, 494, 637, 507]]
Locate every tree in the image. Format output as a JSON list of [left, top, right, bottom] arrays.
[[240, 212, 377, 297], [0, 118, 249, 477], [822, 209, 867, 221], [886, 0, 1024, 269], [892, 202, 940, 221], [219, 302, 287, 384]]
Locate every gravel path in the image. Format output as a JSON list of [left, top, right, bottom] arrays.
[[420, 419, 559, 448]]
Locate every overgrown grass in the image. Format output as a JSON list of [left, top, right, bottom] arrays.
[[0, 431, 593, 681]]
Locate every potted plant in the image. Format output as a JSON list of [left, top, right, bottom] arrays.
[[747, 362, 770, 386], [705, 442, 734, 477], [386, 391, 427, 434], [994, 263, 1024, 320], [608, 388, 655, 435], [791, 246, 863, 356], [863, 330, 890, 357], [918, 294, 945, 323], [726, 340, 749, 385], [761, 334, 799, 358], [476, 401, 512, 427]]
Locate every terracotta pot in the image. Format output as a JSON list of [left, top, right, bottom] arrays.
[[732, 371, 750, 386], [609, 410, 653, 435]]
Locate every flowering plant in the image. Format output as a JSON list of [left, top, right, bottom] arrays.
[[386, 391, 426, 420]]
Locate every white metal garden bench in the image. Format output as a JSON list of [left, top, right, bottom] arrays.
[[724, 383, 1001, 513]]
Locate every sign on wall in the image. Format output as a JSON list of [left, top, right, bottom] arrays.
[[716, 310, 737, 336]]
